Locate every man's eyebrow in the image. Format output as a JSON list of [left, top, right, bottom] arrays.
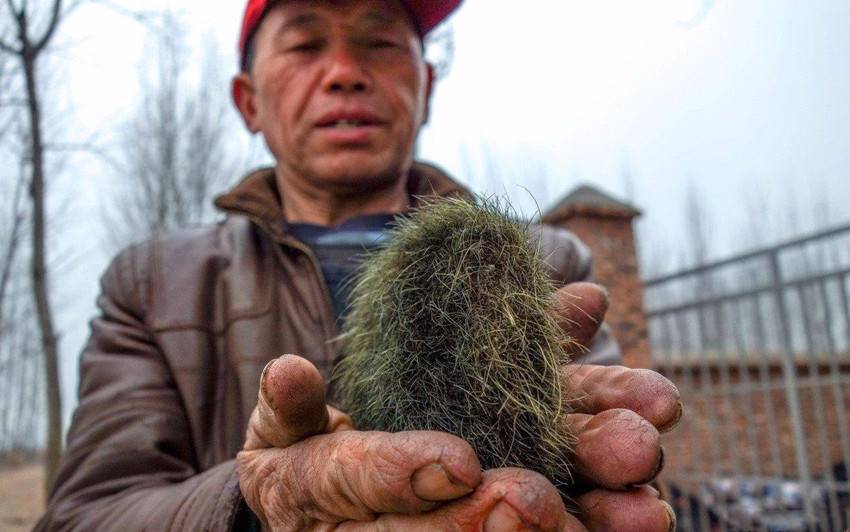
[[276, 12, 324, 35], [359, 9, 409, 31]]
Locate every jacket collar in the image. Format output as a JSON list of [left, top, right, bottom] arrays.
[[214, 162, 470, 239]]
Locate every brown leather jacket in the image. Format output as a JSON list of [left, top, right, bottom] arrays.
[[36, 163, 621, 531]]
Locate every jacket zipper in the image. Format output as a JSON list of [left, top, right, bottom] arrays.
[[240, 213, 340, 364]]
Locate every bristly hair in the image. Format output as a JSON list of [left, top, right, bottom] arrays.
[[332, 196, 578, 495]]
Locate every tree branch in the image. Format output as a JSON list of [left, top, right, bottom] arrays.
[[0, 0, 23, 54], [33, 0, 62, 54], [3, 0, 19, 18], [88, 0, 161, 30], [0, 168, 27, 325], [3, 0, 21, 29], [0, 113, 17, 140], [0, 97, 28, 106], [0, 38, 20, 54]]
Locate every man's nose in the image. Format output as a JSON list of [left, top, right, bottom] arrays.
[[323, 47, 370, 93]]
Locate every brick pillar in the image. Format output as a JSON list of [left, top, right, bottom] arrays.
[[542, 185, 650, 369]]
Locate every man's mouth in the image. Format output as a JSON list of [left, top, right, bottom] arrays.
[[327, 119, 370, 129], [314, 111, 386, 144], [316, 110, 384, 130]]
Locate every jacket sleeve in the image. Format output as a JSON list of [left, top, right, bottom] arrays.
[[534, 225, 623, 366], [35, 244, 244, 531]]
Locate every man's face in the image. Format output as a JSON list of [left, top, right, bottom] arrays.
[[234, 0, 433, 193]]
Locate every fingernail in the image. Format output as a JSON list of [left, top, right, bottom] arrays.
[[631, 446, 665, 488], [653, 446, 666, 479], [259, 359, 277, 404], [485, 502, 529, 532], [659, 401, 683, 434], [661, 500, 677, 532], [412, 463, 473, 502], [260, 358, 276, 382]]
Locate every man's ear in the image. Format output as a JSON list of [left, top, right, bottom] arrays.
[[232, 73, 260, 133], [422, 63, 436, 126]]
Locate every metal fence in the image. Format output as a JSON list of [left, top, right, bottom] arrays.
[[645, 222, 850, 531]]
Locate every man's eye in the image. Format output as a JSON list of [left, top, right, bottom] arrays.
[[289, 41, 323, 53], [370, 39, 398, 49]]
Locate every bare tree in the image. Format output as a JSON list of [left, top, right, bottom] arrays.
[[0, 239, 43, 458], [105, 13, 237, 248], [0, 168, 26, 330], [684, 180, 713, 267], [0, 0, 69, 491], [0, 50, 17, 138]]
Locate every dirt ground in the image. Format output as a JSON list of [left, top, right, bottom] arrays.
[[0, 462, 44, 531]]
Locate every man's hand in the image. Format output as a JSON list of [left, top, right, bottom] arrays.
[[237, 282, 682, 531], [237, 355, 578, 530], [554, 282, 681, 530]]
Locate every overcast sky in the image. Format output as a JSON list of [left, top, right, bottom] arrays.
[[45, 0, 850, 416]]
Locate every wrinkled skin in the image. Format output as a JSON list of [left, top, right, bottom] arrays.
[[232, 0, 432, 226], [237, 282, 682, 531]]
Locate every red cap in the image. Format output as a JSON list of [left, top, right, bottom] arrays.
[[239, 0, 462, 69]]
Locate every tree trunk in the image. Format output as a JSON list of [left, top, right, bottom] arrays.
[[23, 45, 62, 495]]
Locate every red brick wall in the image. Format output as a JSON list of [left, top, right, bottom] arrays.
[[657, 363, 850, 478]]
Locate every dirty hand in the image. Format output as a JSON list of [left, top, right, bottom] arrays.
[[237, 281, 681, 531], [554, 282, 682, 531], [237, 354, 579, 530]]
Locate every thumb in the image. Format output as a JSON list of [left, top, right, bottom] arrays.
[[244, 354, 336, 450]]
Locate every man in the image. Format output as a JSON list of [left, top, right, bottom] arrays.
[[37, 0, 681, 530]]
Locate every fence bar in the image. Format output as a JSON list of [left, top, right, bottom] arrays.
[[645, 224, 850, 531], [751, 293, 786, 480], [796, 283, 842, 531], [658, 315, 694, 531], [840, 274, 850, 480], [729, 300, 764, 479], [768, 251, 818, 527], [675, 311, 713, 531], [695, 303, 736, 530], [645, 221, 850, 287], [647, 267, 850, 316], [817, 276, 850, 521], [712, 301, 744, 477]]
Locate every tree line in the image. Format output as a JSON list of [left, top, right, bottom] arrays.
[[0, 2, 241, 493]]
